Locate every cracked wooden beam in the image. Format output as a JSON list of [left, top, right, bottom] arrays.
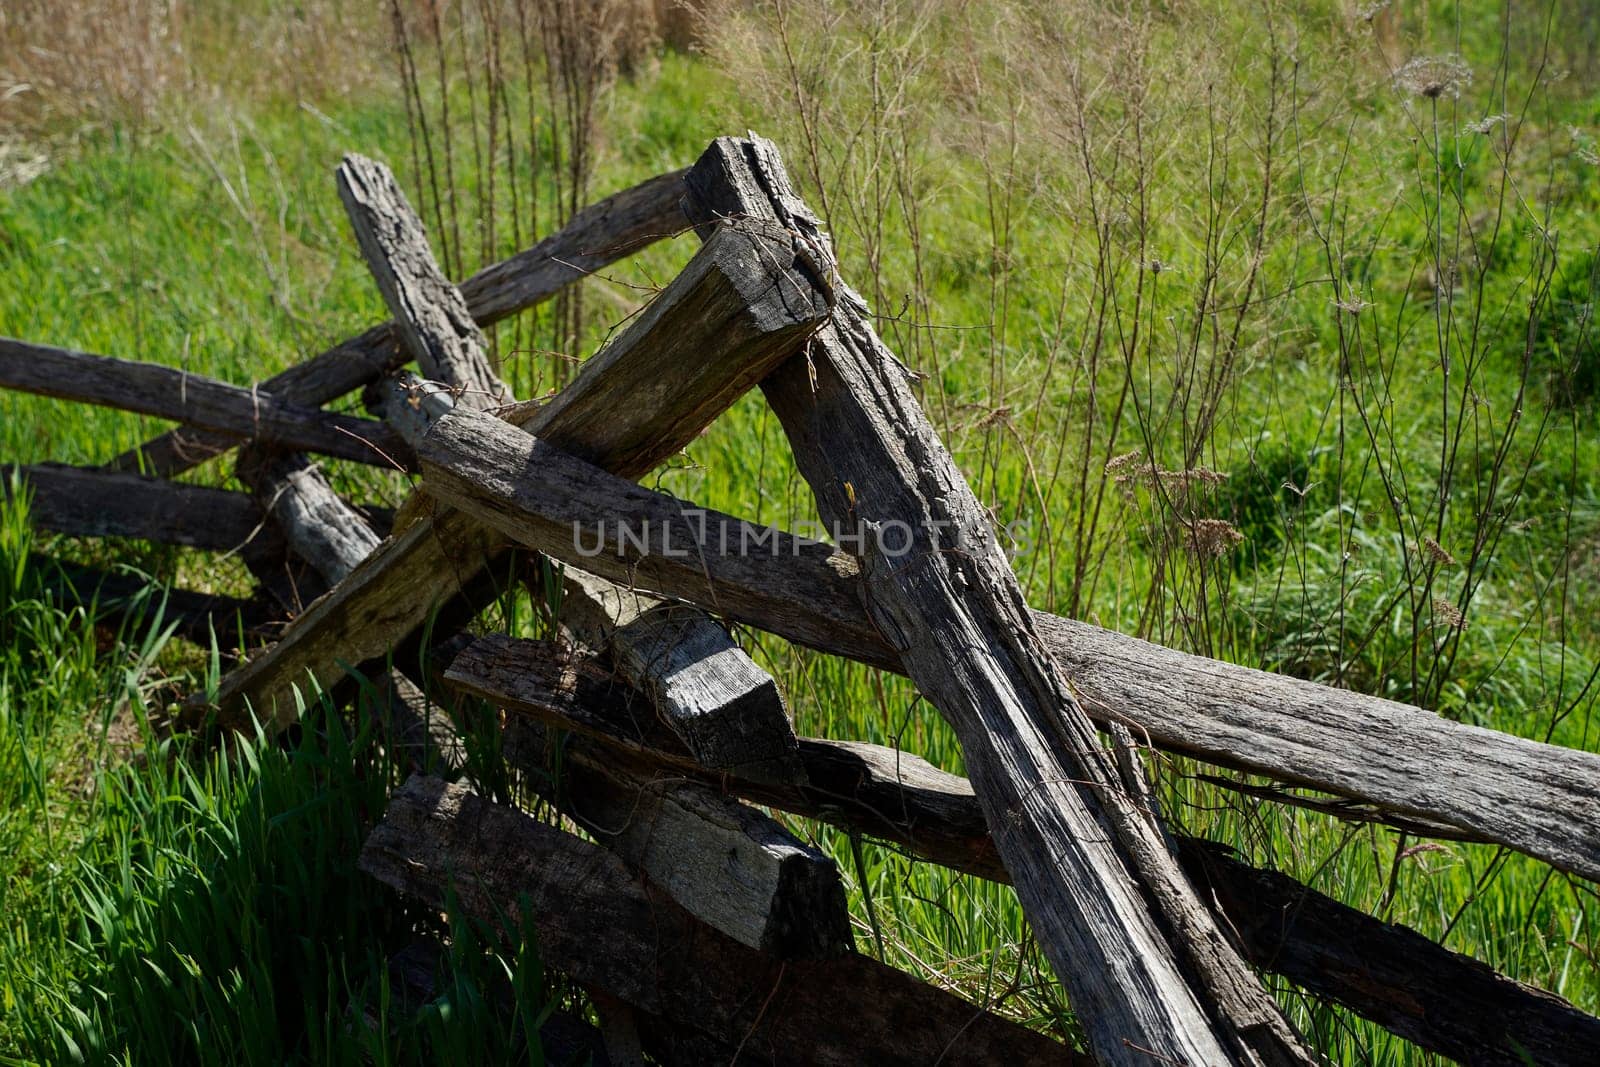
[[558, 569, 804, 785], [337, 154, 509, 410]]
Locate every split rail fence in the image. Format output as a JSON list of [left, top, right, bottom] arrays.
[[4, 135, 1599, 1065]]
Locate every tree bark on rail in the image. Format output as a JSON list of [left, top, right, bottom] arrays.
[[336, 154, 509, 410], [105, 169, 688, 477], [237, 450, 382, 585], [684, 136, 1312, 1067]]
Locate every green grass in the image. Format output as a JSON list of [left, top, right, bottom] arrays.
[[3, 2, 1600, 1062], [0, 483, 577, 1065]]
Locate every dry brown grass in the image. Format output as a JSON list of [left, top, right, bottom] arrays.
[[0, 0, 400, 137], [0, 0, 185, 133], [384, 0, 679, 398], [0, 0, 688, 140]]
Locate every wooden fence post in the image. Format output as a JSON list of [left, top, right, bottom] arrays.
[[339, 153, 808, 793]]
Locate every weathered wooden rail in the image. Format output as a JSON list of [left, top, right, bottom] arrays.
[[0, 338, 409, 468], [367, 349, 1600, 874], [363, 775, 1079, 1066], [451, 633, 1600, 1066], [4, 135, 1598, 1064]]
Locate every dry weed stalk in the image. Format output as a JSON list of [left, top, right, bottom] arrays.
[[390, 0, 663, 393]]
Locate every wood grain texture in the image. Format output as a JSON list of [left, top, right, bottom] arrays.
[[362, 775, 1080, 1066], [561, 569, 804, 785], [685, 135, 1309, 1066], [0, 337, 409, 469], [237, 450, 382, 584], [337, 154, 508, 410], [453, 633, 1600, 1067], [1030, 612, 1600, 880], [503, 713, 850, 959], [106, 169, 689, 477], [371, 375, 457, 446], [5, 462, 278, 554], [203, 507, 508, 728], [205, 224, 828, 728], [523, 224, 829, 478]]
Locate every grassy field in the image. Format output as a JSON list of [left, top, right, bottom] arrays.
[[3, 1, 1600, 1062]]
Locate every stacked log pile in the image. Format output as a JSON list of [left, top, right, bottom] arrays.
[[4, 135, 1599, 1065]]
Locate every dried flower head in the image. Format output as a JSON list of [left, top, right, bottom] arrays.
[[1431, 596, 1466, 629], [1105, 449, 1145, 474], [1393, 54, 1472, 100], [977, 405, 1014, 429], [1398, 841, 1452, 863], [1571, 127, 1600, 166], [1420, 536, 1457, 566], [1463, 113, 1508, 136], [1184, 519, 1245, 559], [1107, 449, 1228, 503], [1171, 467, 1229, 490]]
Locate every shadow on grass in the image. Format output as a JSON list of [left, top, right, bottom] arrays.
[[8, 687, 582, 1066]]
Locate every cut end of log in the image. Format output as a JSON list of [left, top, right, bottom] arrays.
[[505, 717, 849, 960], [612, 606, 805, 786], [559, 570, 807, 786]]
